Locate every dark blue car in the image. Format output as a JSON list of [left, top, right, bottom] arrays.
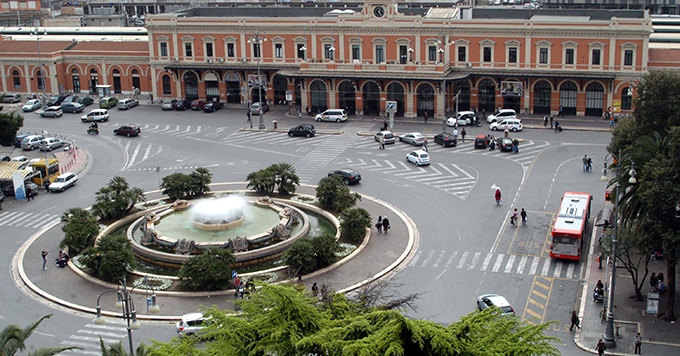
[[14, 133, 30, 148]]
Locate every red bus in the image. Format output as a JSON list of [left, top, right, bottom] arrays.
[[550, 192, 593, 260]]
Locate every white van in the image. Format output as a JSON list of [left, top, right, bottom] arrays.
[[81, 109, 110, 122], [486, 109, 517, 123], [490, 118, 523, 132], [315, 109, 348, 123], [117, 98, 138, 110]]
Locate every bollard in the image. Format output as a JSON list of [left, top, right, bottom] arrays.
[[273, 120, 278, 129], [614, 323, 621, 338]]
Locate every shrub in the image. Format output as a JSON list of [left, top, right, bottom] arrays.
[[79, 234, 135, 282], [315, 175, 360, 213], [179, 248, 236, 291], [339, 208, 372, 243]]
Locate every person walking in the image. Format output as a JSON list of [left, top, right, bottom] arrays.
[[510, 209, 519, 227], [247, 110, 251, 123], [554, 120, 560, 133], [383, 120, 389, 131], [423, 137, 429, 152], [543, 115, 548, 127], [634, 332, 642, 354], [512, 138, 519, 153], [650, 272, 657, 292], [495, 188, 502, 205], [452, 128, 459, 144], [26, 185, 33, 201], [375, 216, 383, 233], [311, 282, 319, 297], [461, 128, 466, 143], [587, 156, 593, 172], [520, 208, 527, 225], [379, 135, 385, 150], [583, 155, 589, 172], [382, 216, 390, 233], [41, 250, 48, 270], [558, 105, 564, 117], [596, 339, 606, 356], [569, 310, 580, 331], [423, 111, 429, 123], [549, 115, 554, 129]]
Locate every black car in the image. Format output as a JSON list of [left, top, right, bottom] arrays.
[[76, 96, 94, 106], [497, 137, 513, 152], [47, 94, 69, 107], [174, 100, 191, 111], [61, 102, 84, 113], [288, 124, 316, 137], [474, 135, 489, 149], [114, 124, 141, 137], [328, 169, 361, 185], [202, 101, 224, 112], [434, 132, 457, 147]]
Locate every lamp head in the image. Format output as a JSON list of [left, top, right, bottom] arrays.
[[130, 310, 141, 330], [94, 305, 106, 325]]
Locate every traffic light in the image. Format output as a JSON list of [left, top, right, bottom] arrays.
[[605, 188, 613, 202]]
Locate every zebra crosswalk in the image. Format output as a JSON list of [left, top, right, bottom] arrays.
[[220, 130, 327, 147], [409, 250, 580, 280], [0, 211, 60, 229], [58, 323, 128, 355], [114, 138, 168, 170]]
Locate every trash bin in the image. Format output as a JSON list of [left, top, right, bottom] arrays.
[[273, 120, 278, 129]]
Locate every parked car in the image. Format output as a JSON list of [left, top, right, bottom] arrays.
[[202, 101, 223, 112], [11, 155, 29, 162], [176, 312, 212, 338], [2, 93, 22, 103], [446, 111, 476, 126], [406, 150, 431, 166], [76, 96, 94, 106], [39, 137, 63, 151], [474, 134, 490, 149], [374, 131, 396, 144], [476, 294, 516, 316], [0, 155, 9, 162], [47, 94, 69, 106], [117, 98, 139, 110], [315, 109, 348, 123], [398, 132, 425, 146], [48, 172, 78, 192], [14, 133, 31, 148], [288, 124, 316, 137], [2, 181, 38, 198], [490, 119, 523, 132], [434, 132, 457, 147], [174, 100, 191, 111], [190, 99, 207, 110], [61, 95, 78, 104], [61, 102, 84, 113], [99, 97, 119, 109], [20, 135, 44, 150], [328, 169, 362, 185], [497, 137, 514, 152], [114, 124, 141, 137], [486, 108, 517, 123], [250, 101, 269, 114], [22, 99, 42, 112], [162, 99, 178, 110], [40, 106, 63, 118], [81, 109, 110, 122]]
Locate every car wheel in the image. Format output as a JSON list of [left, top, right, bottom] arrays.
[[306, 133, 311, 138], [512, 128, 518, 132], [127, 133, 131, 137], [61, 188, 65, 192], [316, 118, 321, 122], [336, 118, 341, 123], [412, 141, 417, 146], [40, 114, 44, 117], [491, 127, 498, 131], [288, 132, 293, 137]]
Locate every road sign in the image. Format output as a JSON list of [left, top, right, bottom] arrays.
[[386, 100, 397, 114]]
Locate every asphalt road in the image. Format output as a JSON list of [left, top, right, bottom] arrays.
[[1, 104, 610, 355]]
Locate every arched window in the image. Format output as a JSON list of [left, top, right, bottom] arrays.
[[621, 86, 633, 110], [72, 69, 81, 93], [12, 70, 21, 89], [162, 75, 172, 95]]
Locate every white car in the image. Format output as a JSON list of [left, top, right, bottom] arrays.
[[81, 109, 110, 122], [49, 172, 78, 192], [22, 99, 42, 112], [489, 119, 523, 132], [11, 156, 29, 162], [406, 150, 431, 166], [446, 111, 475, 127], [398, 132, 425, 146], [176, 312, 212, 337], [486, 109, 517, 123], [477, 294, 515, 316]]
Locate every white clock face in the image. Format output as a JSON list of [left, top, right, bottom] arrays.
[[373, 6, 385, 18]]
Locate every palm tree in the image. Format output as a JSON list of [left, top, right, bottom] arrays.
[[270, 163, 300, 195], [98, 336, 153, 356], [0, 314, 81, 355]]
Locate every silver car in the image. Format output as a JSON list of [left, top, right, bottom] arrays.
[[39, 137, 63, 151], [176, 312, 212, 337], [398, 132, 425, 146], [250, 102, 269, 114], [374, 131, 396, 144]]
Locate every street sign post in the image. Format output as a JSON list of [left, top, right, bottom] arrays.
[[386, 101, 397, 130]]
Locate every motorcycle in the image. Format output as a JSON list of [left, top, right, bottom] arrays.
[[87, 127, 99, 135], [593, 287, 604, 303]]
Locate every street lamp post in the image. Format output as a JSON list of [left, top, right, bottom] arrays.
[[32, 28, 47, 111], [602, 149, 636, 348], [248, 33, 267, 129]]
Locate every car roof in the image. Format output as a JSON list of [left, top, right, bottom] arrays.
[[181, 312, 207, 322], [479, 294, 511, 307]]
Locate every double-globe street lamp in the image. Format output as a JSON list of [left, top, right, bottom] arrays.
[[248, 33, 267, 129], [600, 149, 637, 348], [94, 279, 160, 355]]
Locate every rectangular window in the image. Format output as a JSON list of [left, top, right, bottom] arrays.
[[565, 48, 574, 65], [483, 47, 491, 63], [352, 44, 361, 61], [508, 47, 517, 63], [184, 42, 193, 57], [539, 48, 548, 64], [457, 46, 466, 62], [253, 43, 261, 58], [592, 49, 600, 65], [324, 44, 335, 60], [624, 50, 633, 66], [13, 75, 21, 89], [297, 43, 306, 59], [275, 43, 283, 59], [206, 43, 214, 57], [227, 43, 235, 58], [160, 42, 168, 57], [376, 44, 384, 63], [428, 45, 437, 62]]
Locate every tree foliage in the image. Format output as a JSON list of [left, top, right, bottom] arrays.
[[148, 283, 559, 356], [60, 208, 100, 254], [339, 207, 372, 243], [246, 163, 301, 196], [315, 175, 360, 213], [160, 168, 213, 200], [91, 176, 146, 220], [178, 248, 236, 291], [79, 234, 135, 282], [0, 314, 81, 355], [0, 111, 23, 147], [285, 234, 339, 274]]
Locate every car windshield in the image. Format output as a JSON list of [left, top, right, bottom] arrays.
[[384, 133, 393, 139], [55, 178, 66, 183]]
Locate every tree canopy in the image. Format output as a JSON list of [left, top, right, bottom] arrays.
[[0, 111, 23, 147], [91, 176, 146, 220]]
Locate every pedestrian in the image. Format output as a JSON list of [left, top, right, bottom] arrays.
[[461, 128, 466, 142], [297, 108, 302, 118], [583, 155, 589, 172], [587, 157, 593, 172], [657, 272, 664, 291], [495, 188, 502, 205], [550, 115, 554, 128], [149, 93, 153, 104], [543, 115, 548, 127], [297, 275, 302, 284], [520, 208, 527, 225], [375, 215, 383, 233], [634, 332, 642, 354], [512, 138, 519, 153], [26, 185, 33, 201], [41, 250, 48, 270], [609, 116, 615, 130], [510, 209, 518, 226], [650, 272, 657, 292], [453, 128, 459, 143], [423, 137, 429, 152], [554, 120, 560, 133], [489, 138, 496, 151], [382, 216, 390, 233], [379, 135, 385, 150], [311, 282, 319, 297], [320, 284, 328, 300], [596, 339, 606, 356], [569, 310, 580, 331], [558, 105, 564, 117], [424, 111, 429, 123], [246, 110, 251, 122], [598, 251, 603, 269], [383, 120, 388, 131]]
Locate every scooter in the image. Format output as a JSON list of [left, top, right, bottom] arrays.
[[593, 287, 604, 303], [87, 127, 99, 135]]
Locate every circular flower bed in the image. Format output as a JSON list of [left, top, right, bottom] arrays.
[[336, 243, 357, 258], [246, 272, 279, 284], [132, 276, 173, 291], [291, 195, 318, 205], [134, 200, 168, 211]]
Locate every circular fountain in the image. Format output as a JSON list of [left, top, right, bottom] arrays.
[[190, 196, 246, 231]]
